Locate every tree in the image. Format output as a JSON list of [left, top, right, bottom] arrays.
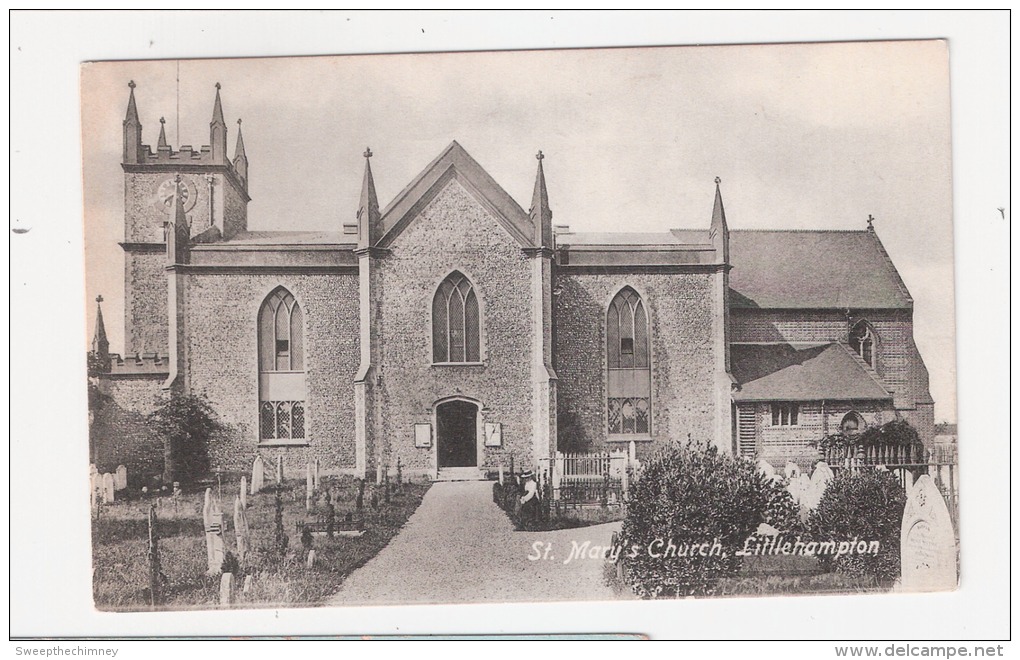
[[148, 393, 221, 484]]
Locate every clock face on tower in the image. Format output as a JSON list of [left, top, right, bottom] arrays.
[[154, 176, 198, 214]]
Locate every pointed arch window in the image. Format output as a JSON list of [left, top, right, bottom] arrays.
[[607, 287, 651, 436], [433, 272, 481, 363], [258, 288, 306, 442], [849, 320, 878, 370]]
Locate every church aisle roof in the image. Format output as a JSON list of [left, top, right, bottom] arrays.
[[728, 230, 912, 309], [730, 342, 892, 402], [210, 230, 352, 246]]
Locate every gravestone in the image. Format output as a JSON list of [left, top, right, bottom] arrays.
[[250, 456, 264, 495], [313, 459, 320, 491], [786, 473, 810, 505], [233, 495, 249, 563], [306, 463, 314, 511], [799, 462, 834, 513], [242, 575, 253, 594], [239, 476, 247, 510], [900, 475, 957, 592], [203, 488, 225, 575], [219, 572, 233, 605], [276, 456, 284, 484], [784, 462, 801, 480], [756, 459, 777, 480], [101, 473, 116, 503], [498, 462, 504, 485], [114, 465, 128, 491], [306, 549, 316, 568]]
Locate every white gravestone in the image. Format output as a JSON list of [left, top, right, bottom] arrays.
[[203, 488, 225, 575], [114, 465, 128, 491], [233, 495, 249, 563], [89, 472, 101, 510], [786, 473, 810, 505], [313, 459, 320, 491], [219, 572, 233, 605], [239, 476, 247, 510], [900, 475, 957, 592], [799, 462, 834, 513], [250, 456, 264, 495], [101, 473, 116, 503], [784, 462, 801, 480], [306, 549, 316, 568], [756, 458, 776, 480]]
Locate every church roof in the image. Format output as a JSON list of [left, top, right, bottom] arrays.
[[728, 230, 912, 310], [730, 342, 892, 402], [215, 230, 352, 246]]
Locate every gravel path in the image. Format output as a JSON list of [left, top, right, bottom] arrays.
[[330, 481, 627, 605]]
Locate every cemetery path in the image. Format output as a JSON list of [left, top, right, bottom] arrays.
[[330, 480, 627, 605]]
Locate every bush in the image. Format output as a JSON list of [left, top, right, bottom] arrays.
[[806, 469, 906, 583], [148, 394, 222, 484], [620, 439, 778, 598]]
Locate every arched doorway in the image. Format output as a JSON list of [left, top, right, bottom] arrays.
[[436, 399, 479, 468]]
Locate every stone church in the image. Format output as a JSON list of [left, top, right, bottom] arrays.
[[90, 83, 935, 481]]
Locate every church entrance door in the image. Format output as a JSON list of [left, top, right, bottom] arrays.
[[436, 400, 478, 468]]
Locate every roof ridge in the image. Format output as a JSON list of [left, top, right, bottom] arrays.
[[729, 228, 871, 234]]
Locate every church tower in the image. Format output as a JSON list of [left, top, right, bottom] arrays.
[[120, 81, 251, 357]]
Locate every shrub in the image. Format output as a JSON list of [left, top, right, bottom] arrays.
[[620, 439, 778, 598], [148, 393, 222, 484], [806, 469, 906, 583]]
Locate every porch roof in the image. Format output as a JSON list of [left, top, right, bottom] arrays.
[[731, 342, 892, 402]]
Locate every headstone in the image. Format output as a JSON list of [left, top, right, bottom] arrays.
[[203, 488, 225, 575], [306, 462, 314, 511], [250, 456, 265, 495], [89, 472, 100, 510], [101, 473, 116, 503], [233, 496, 249, 563], [313, 459, 320, 491], [498, 462, 504, 485], [219, 572, 233, 605], [784, 462, 801, 480], [306, 549, 316, 568], [239, 476, 247, 510], [900, 475, 957, 592], [114, 465, 128, 491], [276, 456, 283, 484], [786, 473, 811, 505], [798, 463, 834, 513], [242, 575, 253, 594], [756, 458, 777, 480]]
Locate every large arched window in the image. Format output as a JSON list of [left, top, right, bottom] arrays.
[[607, 287, 651, 435], [432, 272, 480, 363], [849, 320, 878, 370], [258, 288, 306, 442]]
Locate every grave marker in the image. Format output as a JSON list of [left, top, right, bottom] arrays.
[[900, 475, 957, 592], [239, 476, 247, 510], [756, 459, 777, 480], [276, 455, 283, 484], [243, 575, 253, 594], [250, 456, 264, 494], [233, 495, 249, 563], [203, 488, 225, 575], [114, 465, 128, 491], [313, 459, 320, 491], [306, 549, 316, 568], [219, 572, 233, 605], [306, 462, 314, 512], [101, 473, 116, 503], [784, 462, 800, 480]]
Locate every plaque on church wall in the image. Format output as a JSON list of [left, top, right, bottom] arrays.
[[63, 28, 975, 636], [414, 423, 431, 448], [484, 422, 502, 447]]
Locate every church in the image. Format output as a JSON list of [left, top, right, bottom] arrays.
[[89, 82, 935, 481]]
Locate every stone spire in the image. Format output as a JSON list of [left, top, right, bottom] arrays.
[[233, 118, 248, 187], [122, 80, 143, 164], [709, 176, 729, 264], [210, 82, 227, 163], [356, 147, 381, 250], [528, 150, 554, 249], [157, 117, 169, 150], [91, 295, 110, 361]]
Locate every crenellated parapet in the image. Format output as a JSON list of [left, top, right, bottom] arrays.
[[104, 352, 171, 378]]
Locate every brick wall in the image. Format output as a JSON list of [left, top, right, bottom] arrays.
[[375, 179, 536, 473], [182, 272, 360, 474], [554, 270, 723, 458]]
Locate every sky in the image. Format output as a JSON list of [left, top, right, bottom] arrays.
[[80, 41, 956, 421]]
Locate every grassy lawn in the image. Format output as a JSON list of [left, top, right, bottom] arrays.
[[92, 475, 430, 611]]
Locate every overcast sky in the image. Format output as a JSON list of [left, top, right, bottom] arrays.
[[81, 41, 955, 421]]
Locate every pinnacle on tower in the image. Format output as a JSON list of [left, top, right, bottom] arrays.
[[233, 118, 248, 186], [709, 176, 729, 264], [157, 117, 169, 150], [529, 150, 553, 249], [91, 294, 110, 362], [210, 82, 227, 163], [166, 175, 191, 264], [356, 147, 381, 249], [122, 80, 143, 164]]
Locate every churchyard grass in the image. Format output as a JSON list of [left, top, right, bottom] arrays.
[[92, 475, 430, 610]]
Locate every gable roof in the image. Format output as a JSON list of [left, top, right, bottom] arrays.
[[377, 141, 536, 248], [728, 230, 912, 309], [731, 342, 892, 402]]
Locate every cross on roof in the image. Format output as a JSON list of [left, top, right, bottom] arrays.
[[867, 214, 875, 229], [128, 80, 135, 89], [364, 147, 373, 159], [96, 294, 104, 304], [215, 82, 221, 90], [715, 176, 721, 185], [536, 150, 544, 161]]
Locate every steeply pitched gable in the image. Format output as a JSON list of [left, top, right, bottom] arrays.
[[377, 141, 535, 248]]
